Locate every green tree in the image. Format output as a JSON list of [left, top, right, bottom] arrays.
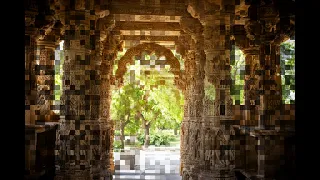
[[112, 51, 184, 148], [111, 82, 144, 150], [230, 46, 245, 105], [134, 65, 183, 148], [149, 83, 184, 135], [54, 45, 64, 114], [280, 39, 295, 104], [135, 89, 162, 148]]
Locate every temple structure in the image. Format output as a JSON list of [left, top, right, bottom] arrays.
[[25, 0, 295, 179]]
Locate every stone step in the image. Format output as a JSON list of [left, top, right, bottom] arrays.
[[113, 174, 182, 180]]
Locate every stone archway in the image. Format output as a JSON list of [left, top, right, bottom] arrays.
[[115, 43, 185, 90], [112, 42, 186, 176]]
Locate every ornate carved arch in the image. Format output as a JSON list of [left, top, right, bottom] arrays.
[[115, 43, 185, 90]]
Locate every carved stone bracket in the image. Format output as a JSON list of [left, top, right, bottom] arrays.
[[244, 20, 262, 41]]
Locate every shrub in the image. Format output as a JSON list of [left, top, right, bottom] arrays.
[[136, 133, 145, 145], [137, 133, 174, 146], [113, 140, 122, 150], [114, 130, 121, 136], [168, 135, 176, 141]]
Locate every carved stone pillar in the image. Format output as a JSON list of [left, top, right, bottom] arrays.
[[35, 37, 57, 123], [178, 32, 194, 176], [25, 27, 37, 172], [25, 0, 57, 174], [25, 32, 38, 126], [180, 48, 195, 179], [98, 28, 122, 179], [55, 1, 101, 179], [244, 1, 286, 178], [25, 0, 41, 127], [258, 43, 282, 130], [247, 2, 281, 131], [190, 1, 236, 179], [201, 10, 235, 120], [242, 46, 260, 127], [180, 14, 206, 180], [256, 42, 283, 179]]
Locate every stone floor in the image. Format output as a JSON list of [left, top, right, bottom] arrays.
[[113, 147, 181, 180]]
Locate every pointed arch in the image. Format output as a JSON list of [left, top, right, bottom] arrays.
[[115, 43, 184, 90]]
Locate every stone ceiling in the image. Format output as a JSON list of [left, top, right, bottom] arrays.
[[106, 0, 250, 51]]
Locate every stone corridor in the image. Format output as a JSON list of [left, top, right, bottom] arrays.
[[25, 0, 295, 180]]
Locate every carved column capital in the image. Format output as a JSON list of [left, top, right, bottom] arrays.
[[176, 31, 191, 58], [25, 11, 38, 28], [180, 14, 204, 37], [244, 20, 262, 41]]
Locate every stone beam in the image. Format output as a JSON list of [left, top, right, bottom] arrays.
[[113, 21, 181, 31], [109, 3, 187, 16], [121, 35, 178, 42], [113, 30, 181, 36], [114, 14, 181, 22], [122, 41, 176, 50]]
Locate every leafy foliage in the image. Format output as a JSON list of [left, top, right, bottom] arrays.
[[280, 39, 295, 104], [54, 46, 64, 102], [111, 82, 144, 135], [111, 50, 184, 148], [230, 46, 246, 105], [136, 133, 175, 146], [113, 140, 122, 150]]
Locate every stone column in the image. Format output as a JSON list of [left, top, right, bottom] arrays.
[[195, 1, 236, 179], [257, 39, 283, 179], [25, 0, 44, 127], [180, 14, 206, 180], [243, 1, 282, 131], [35, 36, 58, 123], [24, 25, 37, 172], [25, 26, 38, 127], [25, 1, 57, 173], [239, 43, 262, 173], [258, 43, 282, 130], [242, 45, 260, 127], [98, 23, 122, 178], [244, 2, 287, 178], [180, 48, 196, 179], [176, 32, 193, 177], [55, 1, 101, 179]]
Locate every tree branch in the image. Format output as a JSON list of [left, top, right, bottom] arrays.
[[146, 111, 160, 126], [136, 111, 147, 128], [124, 112, 130, 126]]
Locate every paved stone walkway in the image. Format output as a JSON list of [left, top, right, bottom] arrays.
[[113, 147, 182, 180]]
